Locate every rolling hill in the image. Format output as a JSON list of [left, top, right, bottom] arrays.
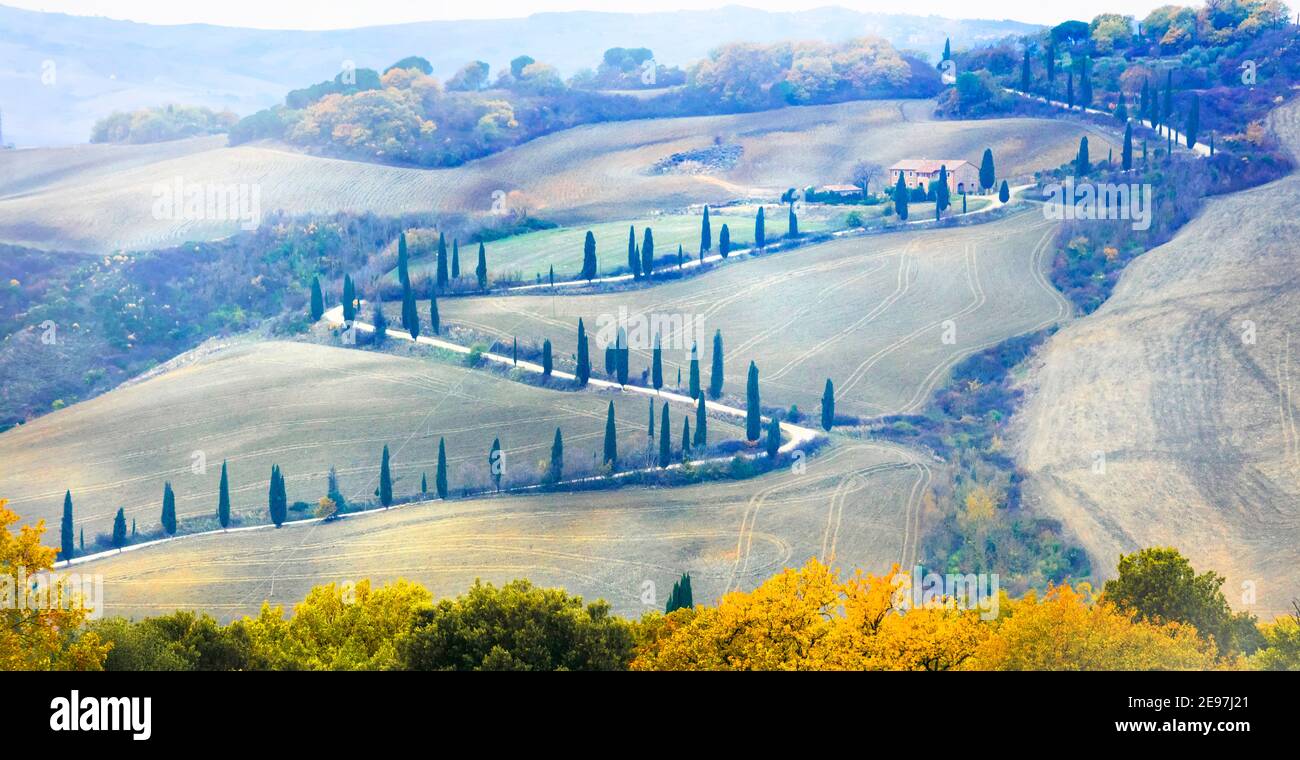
[[0, 99, 1116, 253], [70, 439, 930, 620], [434, 208, 1072, 420], [0, 339, 745, 539], [1013, 99, 1300, 620]]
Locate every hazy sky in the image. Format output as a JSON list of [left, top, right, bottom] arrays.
[[5, 0, 1200, 29]]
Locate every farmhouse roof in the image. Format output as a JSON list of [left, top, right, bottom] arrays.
[[888, 159, 974, 173]]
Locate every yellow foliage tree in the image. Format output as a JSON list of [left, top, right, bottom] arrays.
[[0, 499, 109, 670], [631, 559, 987, 671], [235, 578, 431, 670], [969, 583, 1220, 670]]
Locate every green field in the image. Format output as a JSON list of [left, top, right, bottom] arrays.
[[434, 209, 1072, 420], [0, 340, 745, 539], [74, 441, 931, 620], [394, 208, 844, 284]]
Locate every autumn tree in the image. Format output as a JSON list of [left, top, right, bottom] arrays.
[[0, 499, 109, 669]]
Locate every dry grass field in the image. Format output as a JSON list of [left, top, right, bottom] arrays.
[[0, 99, 1114, 253], [73, 440, 931, 620], [0, 339, 745, 539], [436, 209, 1071, 419], [391, 208, 844, 284], [1012, 100, 1300, 619]]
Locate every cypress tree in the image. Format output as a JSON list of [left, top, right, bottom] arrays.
[[60, 490, 74, 560], [787, 205, 798, 237], [379, 445, 393, 507], [942, 37, 951, 61], [1186, 93, 1200, 150], [402, 286, 419, 339], [112, 508, 127, 549], [1162, 70, 1174, 136], [429, 289, 440, 335], [616, 328, 629, 386], [682, 417, 691, 460], [310, 276, 324, 321], [421, 472, 428, 494], [688, 342, 701, 399], [476, 242, 488, 290], [1115, 90, 1128, 123], [1045, 42, 1057, 94], [677, 244, 683, 270], [821, 378, 835, 431], [934, 165, 950, 219], [755, 207, 766, 248], [603, 401, 618, 471], [489, 438, 502, 492], [132, 519, 137, 538], [342, 274, 356, 322], [436, 438, 448, 499], [576, 318, 590, 386], [719, 224, 731, 258], [604, 341, 615, 378], [217, 460, 230, 529], [542, 339, 553, 378], [651, 333, 663, 392], [548, 265, 554, 288], [1079, 57, 1092, 108], [700, 205, 712, 253], [658, 403, 671, 467], [452, 239, 461, 280], [79, 528, 84, 552], [647, 396, 655, 442], [548, 428, 564, 484], [1141, 79, 1152, 127], [161, 482, 176, 535], [1066, 70, 1074, 109], [1075, 136, 1090, 177], [269, 464, 287, 527], [681, 573, 693, 607], [628, 226, 640, 278], [694, 394, 707, 448], [979, 148, 995, 192], [765, 415, 780, 458], [708, 330, 724, 399], [998, 180, 1009, 203], [1020, 47, 1031, 92], [513, 337, 518, 365], [641, 228, 654, 279], [745, 361, 761, 442], [436, 232, 449, 291], [581, 230, 597, 280], [1122, 121, 1134, 171], [397, 232, 410, 289], [372, 297, 388, 344], [894, 172, 909, 220]]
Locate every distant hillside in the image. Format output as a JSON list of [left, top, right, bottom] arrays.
[[0, 3, 1039, 147]]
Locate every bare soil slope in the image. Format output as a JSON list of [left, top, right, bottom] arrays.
[[1013, 101, 1300, 618]]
